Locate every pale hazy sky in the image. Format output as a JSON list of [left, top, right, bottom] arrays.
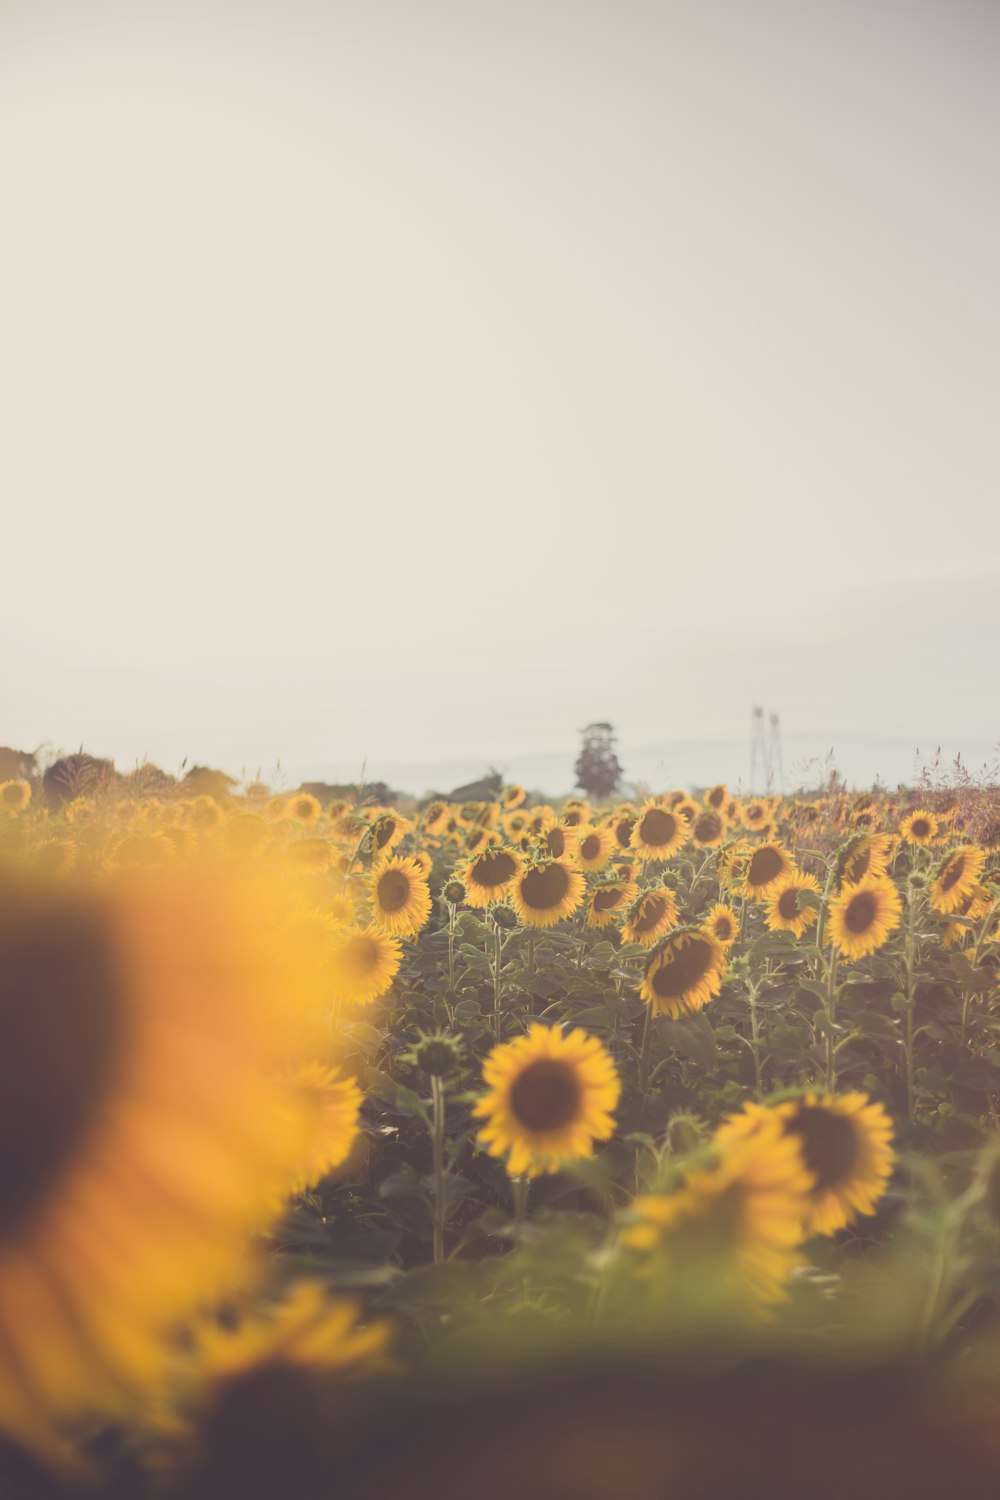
[[2, 0, 998, 791]]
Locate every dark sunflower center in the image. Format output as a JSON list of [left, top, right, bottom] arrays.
[[0, 892, 127, 1240], [843, 891, 878, 933], [563, 810, 583, 828], [472, 851, 517, 888], [693, 813, 722, 843], [747, 805, 764, 822], [634, 895, 666, 935], [713, 915, 734, 939], [547, 828, 567, 858], [708, 787, 725, 808], [747, 847, 783, 886], [639, 809, 677, 848], [650, 937, 712, 999], [377, 869, 412, 913], [778, 887, 800, 920], [580, 834, 601, 860], [911, 819, 930, 839], [373, 819, 396, 849], [784, 1107, 859, 1192], [343, 936, 379, 971], [940, 855, 966, 893], [615, 818, 635, 849], [520, 863, 570, 910], [508, 1058, 581, 1132], [593, 884, 625, 912]]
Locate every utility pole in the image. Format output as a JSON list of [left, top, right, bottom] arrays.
[[750, 706, 767, 793], [767, 712, 784, 794]]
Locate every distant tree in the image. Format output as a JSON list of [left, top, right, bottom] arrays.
[[574, 723, 623, 801]]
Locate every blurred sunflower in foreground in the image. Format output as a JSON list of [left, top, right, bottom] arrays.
[[0, 862, 337, 1461]]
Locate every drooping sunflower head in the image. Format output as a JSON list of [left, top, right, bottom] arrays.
[[704, 904, 739, 948], [585, 879, 640, 929], [459, 846, 524, 908], [930, 845, 987, 915], [621, 887, 679, 947], [473, 1023, 620, 1177], [622, 1124, 811, 1306], [640, 926, 728, 1018], [368, 857, 432, 937], [900, 810, 939, 847], [542, 823, 578, 862], [691, 809, 727, 849], [827, 875, 902, 959], [834, 833, 894, 890], [330, 924, 402, 1006], [574, 824, 616, 872], [630, 801, 689, 863], [510, 859, 586, 929], [367, 811, 412, 855], [0, 780, 31, 816], [766, 874, 820, 938], [716, 1093, 895, 1237], [742, 842, 796, 899]]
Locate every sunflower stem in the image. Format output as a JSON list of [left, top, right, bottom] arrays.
[[824, 944, 839, 1093], [512, 1173, 530, 1223], [747, 979, 763, 1095], [638, 1002, 655, 1102], [430, 1074, 447, 1264], [446, 900, 457, 991], [492, 918, 505, 1040]]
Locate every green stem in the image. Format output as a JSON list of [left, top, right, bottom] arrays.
[[447, 901, 457, 991], [824, 944, 839, 1093], [747, 980, 763, 1094], [512, 1173, 530, 1222], [638, 1003, 655, 1099], [431, 1075, 447, 1264], [492, 919, 504, 1039]]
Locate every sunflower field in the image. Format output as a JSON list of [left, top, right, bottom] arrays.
[[5, 773, 1000, 1499]]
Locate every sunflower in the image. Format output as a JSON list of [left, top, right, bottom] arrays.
[[64, 796, 96, 825], [574, 824, 615, 872], [279, 1064, 363, 1190], [410, 849, 433, 879], [930, 845, 987, 916], [0, 863, 323, 1458], [630, 801, 689, 863], [585, 879, 640, 929], [510, 859, 585, 929], [502, 785, 526, 811], [422, 801, 450, 836], [741, 799, 770, 831], [640, 926, 728, 1018], [285, 836, 336, 873], [716, 1093, 895, 1236], [673, 796, 701, 828], [104, 830, 175, 871], [834, 833, 893, 889], [542, 823, 578, 861], [525, 807, 556, 837], [285, 792, 322, 828], [827, 875, 902, 958], [187, 795, 225, 832], [765, 874, 820, 939], [367, 811, 412, 855], [502, 811, 528, 838], [622, 1125, 810, 1305], [463, 825, 501, 857], [330, 925, 401, 1005], [621, 887, 679, 947], [162, 1283, 391, 1497], [704, 783, 728, 812], [223, 812, 271, 859], [704, 904, 739, 948], [0, 780, 31, 816], [473, 1024, 620, 1177], [369, 856, 432, 937], [459, 846, 524, 908], [561, 799, 590, 828], [690, 809, 727, 849], [608, 811, 637, 852], [742, 842, 796, 899], [941, 884, 995, 949]]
